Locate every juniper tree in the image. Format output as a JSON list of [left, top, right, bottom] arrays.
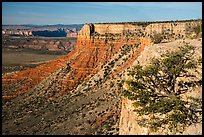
[[123, 44, 202, 134]]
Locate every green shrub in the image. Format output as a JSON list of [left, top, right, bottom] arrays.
[[110, 82, 114, 88], [152, 33, 163, 44]]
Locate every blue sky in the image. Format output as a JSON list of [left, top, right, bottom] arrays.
[[2, 2, 202, 25]]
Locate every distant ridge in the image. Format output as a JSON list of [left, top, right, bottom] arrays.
[[2, 24, 84, 28]]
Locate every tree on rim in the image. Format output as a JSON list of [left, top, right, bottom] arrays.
[[123, 44, 202, 133]]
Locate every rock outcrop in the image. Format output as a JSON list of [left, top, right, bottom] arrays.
[[2, 30, 33, 36], [119, 38, 202, 135], [2, 37, 75, 52], [2, 19, 202, 135]]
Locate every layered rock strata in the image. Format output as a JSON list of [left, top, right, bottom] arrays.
[[2, 20, 202, 135]]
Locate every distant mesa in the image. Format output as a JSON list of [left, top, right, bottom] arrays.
[[2, 24, 83, 37]]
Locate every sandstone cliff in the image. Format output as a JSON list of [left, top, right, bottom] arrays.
[[119, 38, 202, 135], [2, 19, 202, 135]]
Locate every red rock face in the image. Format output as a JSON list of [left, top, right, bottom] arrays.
[[2, 24, 151, 100], [2, 54, 72, 99]]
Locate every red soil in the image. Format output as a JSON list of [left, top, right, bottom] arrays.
[[2, 37, 150, 100]]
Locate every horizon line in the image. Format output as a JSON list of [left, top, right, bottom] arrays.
[[2, 18, 202, 26]]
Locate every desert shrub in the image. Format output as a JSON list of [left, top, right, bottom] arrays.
[[152, 33, 163, 44], [110, 82, 114, 88], [104, 72, 109, 78], [87, 120, 92, 124], [118, 80, 124, 88], [191, 24, 202, 35], [122, 57, 128, 62], [123, 44, 202, 133]]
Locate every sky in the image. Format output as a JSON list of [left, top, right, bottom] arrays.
[[2, 2, 202, 25]]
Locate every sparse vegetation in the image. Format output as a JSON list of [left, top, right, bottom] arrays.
[[123, 44, 202, 133], [152, 33, 163, 44], [110, 82, 114, 88], [2, 19, 202, 135], [193, 24, 202, 35], [94, 19, 201, 26]]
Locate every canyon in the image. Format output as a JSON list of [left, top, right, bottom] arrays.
[[2, 36, 75, 52], [2, 19, 202, 135], [2, 24, 82, 37]]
